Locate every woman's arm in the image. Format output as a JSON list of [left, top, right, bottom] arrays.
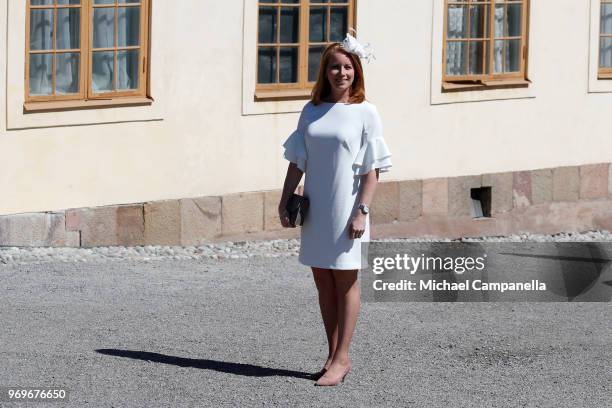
[[349, 169, 379, 239], [278, 162, 304, 228]]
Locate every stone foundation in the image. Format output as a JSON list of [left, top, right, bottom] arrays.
[[1, 163, 611, 247]]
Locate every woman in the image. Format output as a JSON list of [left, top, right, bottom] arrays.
[[278, 36, 392, 386]]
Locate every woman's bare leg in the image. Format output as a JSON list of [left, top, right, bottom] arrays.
[[312, 267, 338, 369], [322, 269, 359, 379]]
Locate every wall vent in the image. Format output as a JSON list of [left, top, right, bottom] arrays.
[[470, 187, 491, 218]]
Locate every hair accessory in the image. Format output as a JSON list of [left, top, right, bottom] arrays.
[[340, 28, 375, 63]]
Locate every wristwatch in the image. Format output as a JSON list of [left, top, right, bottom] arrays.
[[357, 203, 369, 215]]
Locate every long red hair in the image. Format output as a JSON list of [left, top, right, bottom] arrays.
[[311, 43, 366, 105]]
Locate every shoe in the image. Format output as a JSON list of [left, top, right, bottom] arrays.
[[314, 364, 351, 386], [309, 368, 327, 381]]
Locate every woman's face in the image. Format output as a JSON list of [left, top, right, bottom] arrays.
[[326, 51, 355, 94]]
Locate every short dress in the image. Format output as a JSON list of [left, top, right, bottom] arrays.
[[282, 100, 392, 270]]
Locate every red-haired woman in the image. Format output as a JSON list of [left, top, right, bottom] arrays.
[[278, 37, 392, 386]]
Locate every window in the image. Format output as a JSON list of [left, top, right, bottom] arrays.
[[443, 0, 529, 90], [25, 0, 150, 107], [600, 0, 612, 78], [256, 0, 355, 99]]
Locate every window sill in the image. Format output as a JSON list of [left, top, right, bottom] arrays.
[[442, 79, 531, 93], [23, 96, 154, 113], [254, 88, 312, 102]]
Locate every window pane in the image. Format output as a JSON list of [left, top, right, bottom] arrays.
[[308, 45, 325, 81], [331, 0, 348, 3], [118, 6, 140, 47], [309, 7, 327, 42], [57, 8, 80, 50], [600, 37, 612, 68], [57, 0, 81, 4], [468, 40, 488, 75], [330, 7, 347, 42], [94, 0, 115, 4], [56, 52, 80, 94], [494, 4, 520, 38], [507, 4, 522, 37], [279, 47, 298, 83], [469, 5, 488, 39], [280, 0, 299, 3], [494, 39, 521, 73], [280, 7, 299, 43], [447, 5, 468, 39], [93, 8, 115, 48], [446, 41, 467, 76], [258, 7, 277, 44], [29, 53, 53, 95], [30, 9, 54, 51], [117, 50, 139, 89], [119, 0, 141, 3], [506, 39, 521, 71], [494, 5, 504, 37], [92, 51, 114, 92], [258, 47, 277, 83], [494, 40, 502, 72], [31, 0, 54, 5], [601, 4, 612, 35]]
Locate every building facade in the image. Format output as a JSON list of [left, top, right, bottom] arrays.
[[1, 0, 612, 247]]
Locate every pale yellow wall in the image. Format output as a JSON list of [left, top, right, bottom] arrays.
[[1, 0, 612, 216], [0, 1, 6, 137]]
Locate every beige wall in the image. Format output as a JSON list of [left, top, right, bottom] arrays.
[[0, 1, 6, 141], [1, 0, 612, 217]]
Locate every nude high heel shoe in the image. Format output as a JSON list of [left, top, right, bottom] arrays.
[[314, 364, 351, 386]]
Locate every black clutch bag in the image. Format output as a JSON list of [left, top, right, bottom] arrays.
[[286, 193, 309, 227]]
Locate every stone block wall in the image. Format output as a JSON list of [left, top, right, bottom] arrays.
[[1, 162, 611, 247]]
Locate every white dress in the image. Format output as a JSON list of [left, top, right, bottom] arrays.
[[282, 100, 392, 270]]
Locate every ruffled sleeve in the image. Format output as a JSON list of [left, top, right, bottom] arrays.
[[282, 107, 308, 172], [353, 103, 392, 176]]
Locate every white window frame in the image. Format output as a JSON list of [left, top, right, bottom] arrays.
[[430, 0, 536, 105], [5, 0, 164, 130], [242, 0, 315, 115], [588, 0, 612, 93]]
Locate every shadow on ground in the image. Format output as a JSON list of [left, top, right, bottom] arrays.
[[96, 349, 312, 380]]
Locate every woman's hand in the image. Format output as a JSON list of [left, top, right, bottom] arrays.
[[349, 212, 366, 239], [278, 206, 294, 228]]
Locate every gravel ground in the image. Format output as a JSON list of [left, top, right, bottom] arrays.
[[1, 232, 611, 407], [2, 230, 612, 265]]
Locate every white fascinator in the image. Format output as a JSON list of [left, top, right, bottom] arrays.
[[340, 28, 375, 63]]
